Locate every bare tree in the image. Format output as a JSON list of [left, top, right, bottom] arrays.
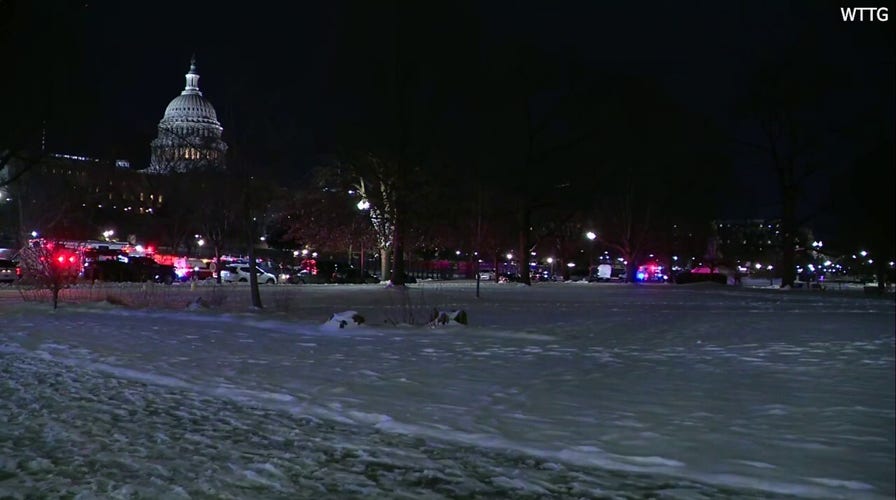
[[738, 59, 844, 288], [16, 240, 80, 309]]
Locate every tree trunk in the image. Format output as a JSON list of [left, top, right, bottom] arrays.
[[380, 247, 391, 283], [625, 259, 636, 283], [391, 213, 406, 286], [247, 239, 262, 308], [780, 186, 798, 288], [244, 186, 263, 309], [875, 258, 889, 292], [517, 207, 531, 285]]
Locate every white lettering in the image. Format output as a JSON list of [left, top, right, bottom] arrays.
[[841, 7, 859, 21], [841, 6, 889, 21]]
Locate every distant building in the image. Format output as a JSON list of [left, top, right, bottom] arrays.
[[712, 219, 782, 262], [147, 56, 227, 174], [3, 152, 160, 243]]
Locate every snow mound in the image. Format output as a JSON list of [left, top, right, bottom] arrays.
[[427, 309, 468, 327], [321, 310, 366, 330]]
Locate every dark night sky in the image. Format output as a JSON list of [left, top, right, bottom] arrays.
[[3, 0, 894, 238]]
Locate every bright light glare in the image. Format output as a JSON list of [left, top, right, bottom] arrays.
[[586, 231, 596, 241]]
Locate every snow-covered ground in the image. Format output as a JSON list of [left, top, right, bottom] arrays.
[[1, 281, 893, 499]]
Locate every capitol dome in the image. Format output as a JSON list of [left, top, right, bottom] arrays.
[[147, 56, 227, 174], [162, 92, 220, 126]]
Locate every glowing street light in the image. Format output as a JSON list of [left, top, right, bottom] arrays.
[[357, 199, 370, 210], [585, 231, 597, 274]]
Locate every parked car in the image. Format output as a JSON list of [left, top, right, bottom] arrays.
[[276, 265, 304, 284], [478, 269, 496, 281], [178, 267, 215, 282], [83, 255, 177, 284], [674, 269, 728, 285], [332, 266, 380, 284], [220, 264, 278, 284], [497, 272, 522, 283], [177, 258, 216, 282], [588, 263, 626, 282], [295, 260, 354, 284], [0, 259, 19, 284]]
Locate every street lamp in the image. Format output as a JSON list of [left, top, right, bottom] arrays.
[[585, 231, 597, 275]]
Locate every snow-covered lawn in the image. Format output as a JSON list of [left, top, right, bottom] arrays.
[[1, 282, 893, 499]]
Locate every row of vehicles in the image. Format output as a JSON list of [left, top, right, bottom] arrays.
[[83, 253, 178, 284], [276, 259, 384, 285], [5, 240, 424, 286], [0, 259, 21, 284]]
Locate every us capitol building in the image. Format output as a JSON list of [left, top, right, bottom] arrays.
[[147, 56, 227, 174]]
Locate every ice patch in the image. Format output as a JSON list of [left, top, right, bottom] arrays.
[[806, 477, 876, 490], [731, 459, 778, 469]]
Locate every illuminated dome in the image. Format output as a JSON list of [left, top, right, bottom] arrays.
[[148, 56, 227, 174], [162, 92, 220, 126]]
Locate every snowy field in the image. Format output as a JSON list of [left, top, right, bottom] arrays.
[[1, 281, 893, 499]]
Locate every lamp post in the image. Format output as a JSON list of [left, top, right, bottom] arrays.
[[356, 198, 371, 274], [586, 231, 597, 276]]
